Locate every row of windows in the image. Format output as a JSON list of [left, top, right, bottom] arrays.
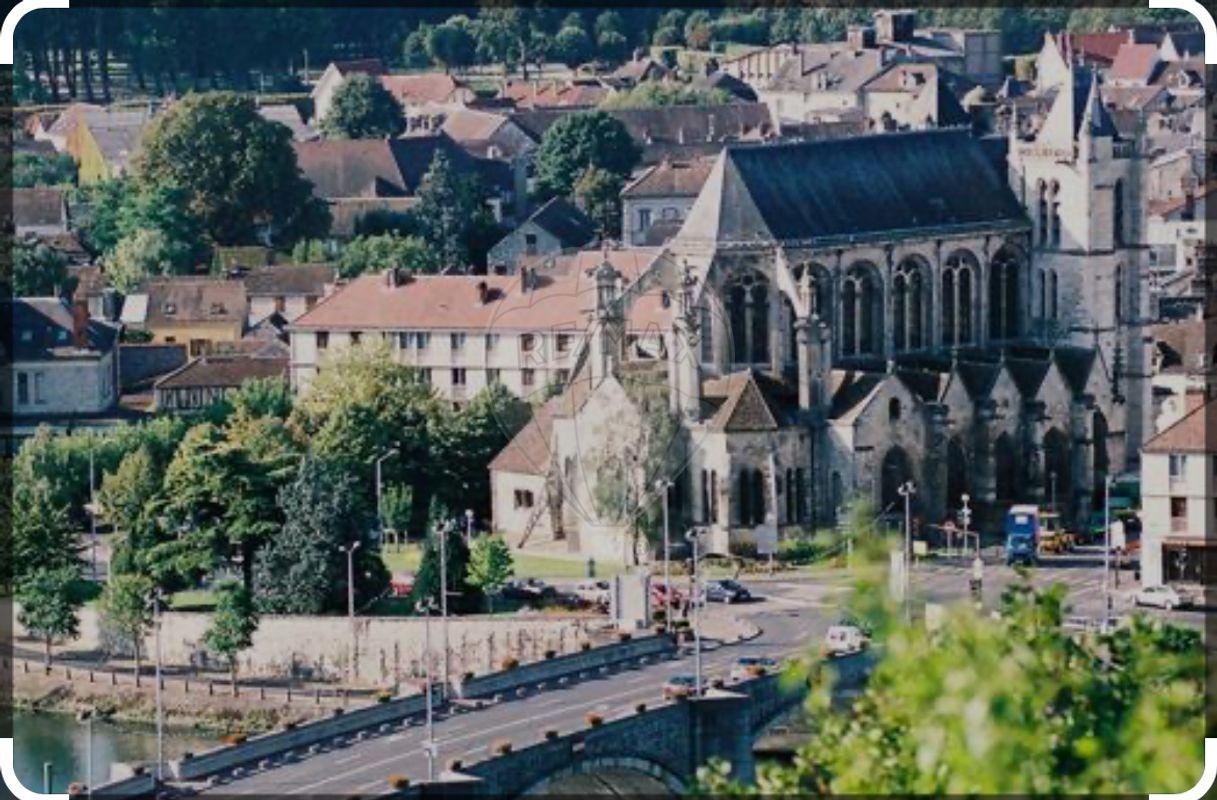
[[637, 206, 683, 230], [371, 366, 569, 390], [314, 331, 575, 354], [15, 371, 47, 405], [699, 466, 810, 527]]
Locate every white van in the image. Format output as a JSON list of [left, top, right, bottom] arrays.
[[822, 625, 868, 657]]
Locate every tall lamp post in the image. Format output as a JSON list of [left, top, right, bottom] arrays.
[[439, 520, 452, 693], [416, 598, 438, 781], [684, 527, 703, 695], [1103, 474, 1112, 622], [464, 509, 475, 544], [960, 493, 972, 556], [88, 448, 98, 580], [339, 541, 362, 685], [77, 708, 94, 800], [655, 478, 672, 632], [375, 448, 398, 550], [146, 590, 164, 786], [898, 481, 916, 622]]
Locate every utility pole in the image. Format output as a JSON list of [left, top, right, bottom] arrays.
[[684, 528, 702, 696], [340, 541, 362, 685], [898, 481, 916, 622], [153, 591, 163, 786], [655, 479, 672, 632], [439, 521, 450, 693], [89, 449, 97, 580], [375, 448, 398, 550], [464, 508, 475, 544], [416, 598, 438, 781]]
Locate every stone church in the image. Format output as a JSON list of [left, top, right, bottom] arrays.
[[491, 67, 1147, 561]]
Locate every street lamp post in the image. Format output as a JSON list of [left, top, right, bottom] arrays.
[[1049, 470, 1057, 513], [88, 449, 98, 581], [1103, 474, 1112, 622], [150, 591, 164, 786], [898, 481, 916, 622], [78, 708, 93, 800], [464, 509, 475, 544], [960, 493, 972, 556], [684, 528, 703, 695], [416, 598, 438, 781], [375, 448, 398, 550], [340, 541, 362, 685], [439, 521, 451, 693], [655, 479, 672, 633]]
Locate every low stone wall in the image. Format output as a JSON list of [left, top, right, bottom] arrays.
[[82, 771, 154, 799], [17, 606, 599, 686], [458, 635, 675, 700]]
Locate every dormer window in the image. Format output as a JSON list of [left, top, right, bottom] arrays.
[[163, 302, 177, 316]]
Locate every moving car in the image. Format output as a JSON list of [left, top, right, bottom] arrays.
[[703, 579, 752, 604], [822, 625, 868, 657], [1134, 584, 1192, 610], [729, 656, 778, 681], [662, 675, 702, 699]]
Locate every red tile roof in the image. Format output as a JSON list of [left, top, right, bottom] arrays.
[[1057, 32, 1130, 65], [622, 158, 716, 199], [291, 248, 667, 334], [1109, 43, 1161, 83], [1143, 397, 1216, 454], [380, 73, 466, 107]]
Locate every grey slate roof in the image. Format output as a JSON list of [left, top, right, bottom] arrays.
[[682, 129, 1027, 246], [526, 197, 596, 248], [244, 264, 336, 297], [2, 297, 118, 363]]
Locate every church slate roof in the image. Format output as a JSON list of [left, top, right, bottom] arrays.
[[1005, 358, 1051, 398], [1053, 348, 1097, 396], [828, 371, 884, 422], [894, 369, 943, 403], [954, 361, 1001, 401], [678, 129, 1028, 247]]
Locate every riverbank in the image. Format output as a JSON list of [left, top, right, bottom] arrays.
[[10, 668, 337, 735]]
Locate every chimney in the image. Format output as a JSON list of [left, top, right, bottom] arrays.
[[476, 280, 490, 305], [101, 287, 121, 322], [71, 298, 90, 348], [1183, 187, 1196, 221], [520, 266, 531, 293]]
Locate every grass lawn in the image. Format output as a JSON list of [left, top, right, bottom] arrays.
[[380, 543, 625, 580], [169, 589, 217, 611]]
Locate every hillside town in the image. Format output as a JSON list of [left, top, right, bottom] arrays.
[[3, 5, 1212, 799]]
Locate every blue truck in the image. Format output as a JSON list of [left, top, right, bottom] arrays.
[[1004, 504, 1040, 566]]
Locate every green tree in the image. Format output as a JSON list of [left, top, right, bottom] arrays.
[[700, 584, 1205, 796], [337, 233, 438, 279], [601, 83, 733, 109], [99, 573, 155, 685], [432, 382, 530, 519], [10, 481, 81, 586], [16, 566, 83, 668], [321, 73, 405, 140], [410, 521, 480, 614], [290, 342, 442, 538], [75, 179, 131, 254], [467, 535, 513, 612], [428, 16, 477, 73], [684, 11, 715, 50], [532, 111, 640, 201], [402, 24, 434, 69], [290, 239, 333, 264], [202, 579, 258, 694], [114, 183, 208, 270], [8, 238, 70, 297], [133, 92, 329, 246], [104, 229, 178, 293], [254, 457, 388, 614], [13, 152, 77, 187], [552, 24, 591, 69], [98, 446, 163, 576], [573, 166, 624, 237], [412, 150, 492, 271], [595, 11, 629, 63]]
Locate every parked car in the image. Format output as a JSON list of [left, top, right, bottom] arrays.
[[729, 656, 778, 681], [703, 579, 752, 604], [573, 580, 611, 608], [502, 578, 556, 601], [1134, 584, 1192, 610], [822, 625, 868, 657], [662, 675, 702, 699]]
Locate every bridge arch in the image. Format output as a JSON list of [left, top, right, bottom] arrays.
[[520, 755, 686, 796]]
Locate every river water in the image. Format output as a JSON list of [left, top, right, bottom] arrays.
[[11, 712, 214, 793]]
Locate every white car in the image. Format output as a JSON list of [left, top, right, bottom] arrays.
[[1134, 584, 1191, 610], [572, 580, 611, 608], [822, 625, 868, 657]]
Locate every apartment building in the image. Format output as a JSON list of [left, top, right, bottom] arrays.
[[288, 248, 663, 404]]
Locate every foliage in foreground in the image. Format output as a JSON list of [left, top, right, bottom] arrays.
[[699, 582, 1205, 796]]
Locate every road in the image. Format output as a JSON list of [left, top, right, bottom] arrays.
[[187, 582, 839, 797], [184, 553, 1198, 796]]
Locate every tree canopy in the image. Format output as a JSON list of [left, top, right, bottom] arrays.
[[533, 111, 640, 201], [700, 582, 1205, 796], [321, 73, 405, 140], [133, 92, 329, 246], [337, 233, 438, 279]]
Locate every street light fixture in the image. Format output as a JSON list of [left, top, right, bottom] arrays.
[[960, 493, 972, 556], [1103, 474, 1113, 623], [144, 590, 165, 786], [684, 527, 704, 695], [897, 481, 916, 622], [654, 478, 672, 633], [415, 598, 438, 781]]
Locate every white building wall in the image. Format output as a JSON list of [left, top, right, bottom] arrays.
[[1140, 450, 1215, 586], [6, 351, 116, 417]]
